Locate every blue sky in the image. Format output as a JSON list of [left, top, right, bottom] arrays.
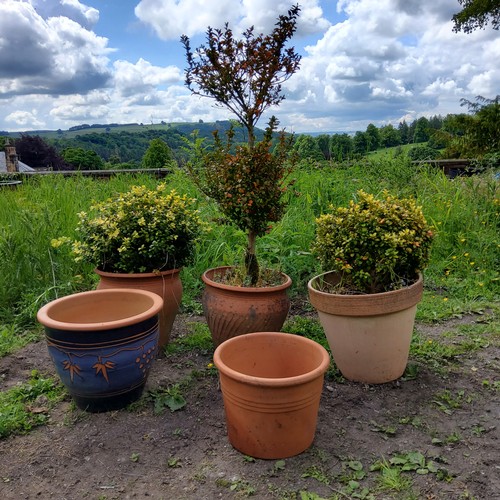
[[0, 1, 498, 133]]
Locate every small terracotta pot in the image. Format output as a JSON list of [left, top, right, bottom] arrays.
[[37, 288, 163, 412], [308, 271, 423, 384], [95, 268, 182, 348], [214, 331, 330, 459], [202, 266, 292, 347]]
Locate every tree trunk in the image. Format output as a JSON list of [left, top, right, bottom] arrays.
[[245, 229, 259, 286], [247, 123, 255, 150]]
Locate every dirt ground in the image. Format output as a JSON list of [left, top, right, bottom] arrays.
[[0, 307, 498, 500]]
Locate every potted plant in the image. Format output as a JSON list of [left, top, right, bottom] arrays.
[[181, 5, 301, 345], [308, 190, 435, 384], [54, 183, 206, 347]]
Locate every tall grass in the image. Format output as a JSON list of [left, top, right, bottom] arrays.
[[0, 158, 498, 329]]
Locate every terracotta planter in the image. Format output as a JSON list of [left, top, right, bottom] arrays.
[[37, 288, 163, 412], [95, 268, 182, 348], [308, 272, 423, 384], [202, 266, 292, 347], [214, 331, 330, 459]]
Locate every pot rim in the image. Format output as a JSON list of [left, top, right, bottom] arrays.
[[307, 271, 423, 316], [202, 266, 292, 293], [95, 267, 181, 278], [213, 331, 330, 387], [37, 288, 163, 331]]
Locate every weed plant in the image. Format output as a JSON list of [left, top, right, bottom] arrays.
[[0, 370, 64, 438]]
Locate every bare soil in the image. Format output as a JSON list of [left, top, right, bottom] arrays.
[[0, 309, 498, 500]]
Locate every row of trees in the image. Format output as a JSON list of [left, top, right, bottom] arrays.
[[293, 96, 499, 162], [0, 133, 176, 171], [0, 134, 176, 171], [292, 117, 441, 162]]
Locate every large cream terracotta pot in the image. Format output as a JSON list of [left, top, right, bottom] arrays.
[[308, 272, 423, 384]]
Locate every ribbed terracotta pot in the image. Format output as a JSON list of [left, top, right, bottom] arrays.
[[308, 272, 423, 384], [37, 288, 163, 412], [95, 268, 182, 348], [214, 332, 330, 459], [202, 266, 292, 347]]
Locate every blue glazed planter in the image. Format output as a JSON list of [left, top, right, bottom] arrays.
[[37, 288, 163, 412]]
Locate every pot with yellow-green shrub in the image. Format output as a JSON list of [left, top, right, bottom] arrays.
[[307, 190, 435, 384], [53, 184, 206, 348]]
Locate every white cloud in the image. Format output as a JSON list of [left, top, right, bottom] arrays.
[[239, 0, 330, 35], [0, 0, 498, 133], [30, 0, 99, 29], [113, 59, 182, 97], [0, 0, 112, 97], [50, 91, 112, 121], [278, 0, 499, 131], [135, 0, 242, 39], [5, 109, 44, 128], [135, 0, 329, 39], [467, 71, 498, 97]]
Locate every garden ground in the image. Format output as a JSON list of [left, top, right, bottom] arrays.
[[0, 304, 498, 500]]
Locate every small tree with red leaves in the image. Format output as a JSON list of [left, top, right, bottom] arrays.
[[181, 5, 301, 284]]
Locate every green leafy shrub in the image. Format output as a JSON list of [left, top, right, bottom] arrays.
[[311, 190, 435, 293], [191, 123, 295, 243], [407, 145, 440, 162], [53, 184, 206, 273]]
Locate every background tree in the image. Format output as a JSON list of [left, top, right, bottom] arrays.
[[433, 96, 499, 158], [182, 5, 301, 283], [398, 121, 410, 144], [330, 133, 354, 161], [293, 135, 324, 161], [353, 131, 371, 154], [413, 117, 431, 143], [316, 134, 332, 160], [379, 124, 401, 148], [428, 115, 444, 131], [15, 135, 67, 170], [181, 4, 301, 150], [365, 124, 381, 151], [62, 147, 104, 170], [452, 0, 499, 33], [458, 95, 500, 156], [142, 138, 174, 169]]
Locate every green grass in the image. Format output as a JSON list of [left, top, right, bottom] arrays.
[[0, 325, 42, 357], [410, 305, 499, 373], [164, 322, 213, 355], [0, 371, 65, 439]]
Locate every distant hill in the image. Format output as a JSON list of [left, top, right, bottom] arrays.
[[5, 120, 257, 140], [4, 121, 268, 165], [302, 131, 354, 137]]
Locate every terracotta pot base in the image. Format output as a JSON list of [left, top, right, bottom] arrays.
[[95, 268, 182, 348]]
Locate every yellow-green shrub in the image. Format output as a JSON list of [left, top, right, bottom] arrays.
[[312, 190, 435, 293], [54, 184, 206, 273]]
